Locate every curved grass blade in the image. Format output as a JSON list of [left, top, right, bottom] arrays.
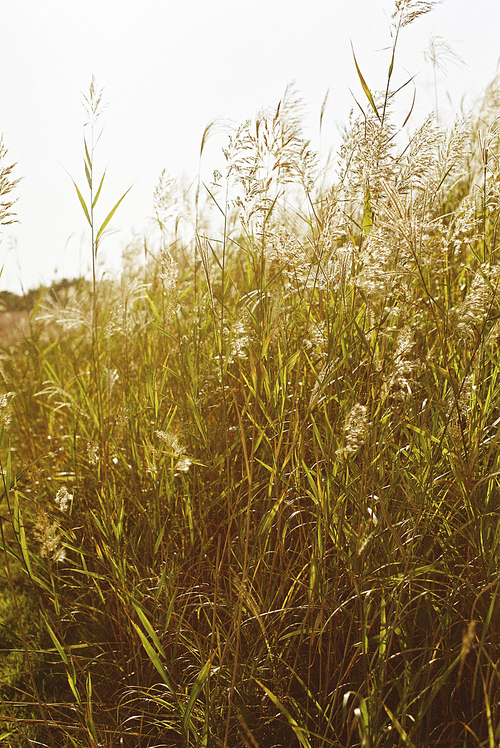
[[131, 620, 174, 692], [72, 179, 91, 226], [182, 655, 214, 742], [92, 170, 106, 209], [383, 704, 417, 748], [351, 43, 381, 122], [131, 599, 166, 658], [95, 186, 132, 244], [254, 679, 312, 748]]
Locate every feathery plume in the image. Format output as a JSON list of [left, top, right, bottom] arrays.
[[336, 404, 371, 457], [55, 486, 72, 513], [392, 0, 441, 28]]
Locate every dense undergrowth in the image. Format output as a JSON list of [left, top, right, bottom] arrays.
[[2, 3, 500, 746]]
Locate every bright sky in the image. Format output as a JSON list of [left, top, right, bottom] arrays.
[[0, 0, 498, 293]]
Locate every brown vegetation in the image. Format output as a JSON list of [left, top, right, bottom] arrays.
[[2, 2, 500, 745]]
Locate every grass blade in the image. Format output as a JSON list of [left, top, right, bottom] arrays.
[[72, 179, 91, 226], [92, 169, 106, 209], [131, 620, 173, 692], [255, 679, 312, 748], [351, 43, 380, 121], [182, 655, 214, 741], [95, 186, 132, 243]]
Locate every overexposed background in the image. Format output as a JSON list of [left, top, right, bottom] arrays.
[[0, 0, 498, 292]]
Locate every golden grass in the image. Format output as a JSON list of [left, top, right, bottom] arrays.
[[1, 8, 500, 746]]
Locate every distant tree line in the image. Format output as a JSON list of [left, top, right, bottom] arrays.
[[0, 278, 88, 312]]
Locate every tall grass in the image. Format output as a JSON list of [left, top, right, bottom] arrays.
[[2, 4, 500, 746]]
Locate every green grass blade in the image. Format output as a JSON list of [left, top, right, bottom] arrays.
[[13, 490, 33, 579], [131, 620, 173, 692], [351, 44, 381, 121], [84, 138, 92, 171], [44, 616, 69, 666], [95, 186, 132, 243], [72, 179, 91, 226], [92, 169, 106, 209], [182, 655, 214, 741], [131, 600, 166, 658], [255, 679, 312, 748], [44, 615, 82, 705], [383, 704, 417, 748], [84, 161, 91, 190]]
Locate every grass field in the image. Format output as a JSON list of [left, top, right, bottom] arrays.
[[1, 3, 500, 746]]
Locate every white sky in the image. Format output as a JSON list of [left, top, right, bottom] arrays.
[[0, 0, 498, 293]]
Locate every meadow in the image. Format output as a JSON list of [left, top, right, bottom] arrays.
[[1, 3, 500, 746]]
